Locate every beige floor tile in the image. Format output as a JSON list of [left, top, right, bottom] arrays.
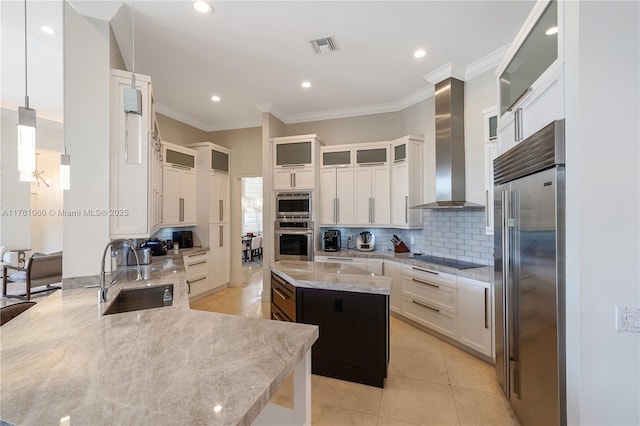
[[312, 401, 380, 426], [377, 416, 423, 426], [388, 347, 449, 385], [269, 392, 293, 409], [439, 340, 482, 361], [444, 353, 501, 394], [313, 376, 383, 415], [452, 386, 519, 426], [390, 318, 443, 354], [379, 376, 460, 426]]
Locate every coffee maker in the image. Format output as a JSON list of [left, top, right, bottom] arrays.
[[323, 229, 341, 252]]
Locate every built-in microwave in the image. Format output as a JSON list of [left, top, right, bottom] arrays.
[[274, 220, 314, 261], [276, 192, 311, 218]]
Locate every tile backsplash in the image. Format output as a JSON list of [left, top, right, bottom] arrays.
[[320, 209, 494, 266]]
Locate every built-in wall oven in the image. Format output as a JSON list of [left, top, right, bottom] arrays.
[[274, 219, 314, 261]]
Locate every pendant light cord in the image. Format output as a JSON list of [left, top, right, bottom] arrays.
[[24, 0, 29, 108], [130, 0, 136, 88]]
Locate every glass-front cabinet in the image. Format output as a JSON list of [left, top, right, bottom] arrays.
[[499, 0, 558, 116]]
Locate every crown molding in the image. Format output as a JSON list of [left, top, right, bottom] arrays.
[[154, 103, 211, 132], [205, 118, 262, 132], [423, 61, 466, 85], [255, 102, 288, 123], [465, 44, 510, 81]]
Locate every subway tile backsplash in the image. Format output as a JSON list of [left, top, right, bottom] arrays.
[[320, 209, 494, 266]]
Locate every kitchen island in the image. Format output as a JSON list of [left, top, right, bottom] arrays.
[[271, 261, 391, 388], [0, 255, 318, 426]]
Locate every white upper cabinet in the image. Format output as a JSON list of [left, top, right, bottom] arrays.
[[496, 0, 564, 155], [483, 107, 498, 235], [110, 69, 163, 239], [390, 136, 424, 229], [162, 142, 197, 226], [319, 145, 355, 226], [272, 134, 322, 190]]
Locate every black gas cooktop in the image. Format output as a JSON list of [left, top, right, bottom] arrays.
[[409, 255, 485, 270]]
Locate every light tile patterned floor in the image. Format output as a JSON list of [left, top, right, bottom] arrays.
[[190, 264, 519, 426]]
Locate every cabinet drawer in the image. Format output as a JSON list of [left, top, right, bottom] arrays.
[[271, 273, 296, 321], [187, 274, 209, 296], [271, 302, 292, 322], [402, 296, 456, 338], [402, 275, 457, 313], [185, 256, 209, 278]]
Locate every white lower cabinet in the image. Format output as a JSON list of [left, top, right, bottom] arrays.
[[401, 267, 458, 339], [184, 251, 210, 300], [382, 261, 403, 314], [457, 277, 492, 357], [209, 224, 231, 290]]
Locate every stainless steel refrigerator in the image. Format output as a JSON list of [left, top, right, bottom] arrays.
[[494, 120, 566, 426]]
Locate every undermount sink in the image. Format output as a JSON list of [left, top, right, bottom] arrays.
[[103, 284, 174, 315]]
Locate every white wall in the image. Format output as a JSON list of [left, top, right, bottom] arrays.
[[0, 108, 31, 249], [564, 1, 640, 424], [62, 3, 111, 279], [464, 70, 497, 205], [30, 150, 63, 254]]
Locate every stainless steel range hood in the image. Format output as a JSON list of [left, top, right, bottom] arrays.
[[412, 77, 484, 210]]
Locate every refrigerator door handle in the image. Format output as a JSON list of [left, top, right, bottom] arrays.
[[501, 189, 512, 398]]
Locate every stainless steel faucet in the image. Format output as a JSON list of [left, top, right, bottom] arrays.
[[99, 239, 142, 303]]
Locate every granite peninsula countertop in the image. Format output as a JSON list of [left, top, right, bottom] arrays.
[[314, 249, 494, 283], [0, 254, 318, 426], [271, 260, 392, 295]]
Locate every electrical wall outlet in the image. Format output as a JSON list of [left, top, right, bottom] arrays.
[[615, 305, 640, 333], [410, 236, 415, 245]]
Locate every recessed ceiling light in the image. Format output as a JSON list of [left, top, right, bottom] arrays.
[[211, 95, 221, 102], [40, 26, 55, 35], [546, 26, 559, 35], [193, 1, 213, 14], [301, 81, 311, 89], [414, 49, 426, 59]]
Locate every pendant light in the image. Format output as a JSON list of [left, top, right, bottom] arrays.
[[18, 0, 36, 182]]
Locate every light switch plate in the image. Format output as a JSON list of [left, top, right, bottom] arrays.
[[614, 305, 640, 332]]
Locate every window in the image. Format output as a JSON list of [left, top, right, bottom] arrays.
[[242, 177, 263, 235]]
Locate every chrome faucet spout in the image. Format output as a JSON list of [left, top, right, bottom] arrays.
[[99, 239, 142, 303]]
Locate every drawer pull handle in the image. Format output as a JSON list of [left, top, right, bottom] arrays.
[[327, 257, 351, 261], [188, 276, 207, 284], [412, 266, 439, 275], [484, 287, 489, 329], [412, 300, 440, 313], [411, 278, 439, 288], [188, 260, 207, 267], [273, 288, 289, 300]]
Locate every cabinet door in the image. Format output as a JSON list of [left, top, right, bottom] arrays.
[[182, 171, 197, 224], [383, 262, 403, 314], [273, 169, 293, 190], [391, 161, 409, 227], [162, 166, 182, 225], [371, 166, 390, 225], [336, 168, 354, 225], [210, 224, 231, 289], [365, 258, 384, 275], [484, 141, 498, 235], [110, 75, 151, 237], [292, 168, 315, 190], [458, 277, 492, 357], [353, 168, 373, 224], [299, 288, 386, 373], [275, 141, 312, 166], [209, 173, 230, 224], [319, 169, 337, 225]]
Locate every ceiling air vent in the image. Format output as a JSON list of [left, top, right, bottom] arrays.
[[310, 37, 337, 54]]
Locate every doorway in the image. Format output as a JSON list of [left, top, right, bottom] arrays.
[[241, 177, 263, 269]]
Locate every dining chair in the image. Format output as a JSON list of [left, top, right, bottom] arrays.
[[250, 236, 262, 260]]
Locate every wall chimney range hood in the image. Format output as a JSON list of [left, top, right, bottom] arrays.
[[412, 77, 484, 210]]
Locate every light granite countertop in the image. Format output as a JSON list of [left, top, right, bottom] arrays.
[[315, 249, 494, 284], [271, 260, 392, 295], [0, 255, 318, 426]]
